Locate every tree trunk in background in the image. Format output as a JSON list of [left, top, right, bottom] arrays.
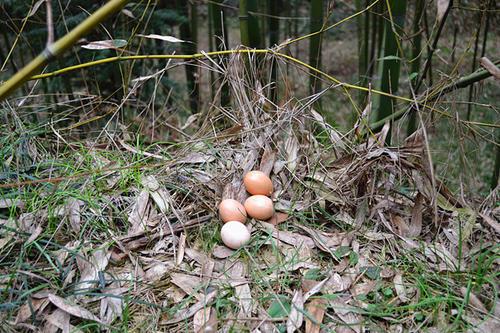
[[356, 0, 370, 104], [178, 0, 199, 113], [240, 0, 262, 48], [309, 0, 324, 98], [406, 0, 425, 135], [373, 0, 407, 144], [210, 0, 229, 106], [268, 0, 280, 103]]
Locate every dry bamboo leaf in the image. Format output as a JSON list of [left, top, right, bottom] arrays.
[[480, 57, 500, 79], [76, 248, 110, 293], [170, 273, 203, 300], [128, 190, 150, 235], [350, 280, 378, 297], [286, 290, 304, 333], [100, 285, 126, 324], [212, 245, 235, 259], [185, 248, 223, 272], [285, 133, 299, 173], [258, 222, 315, 248], [437, 0, 450, 22], [26, 225, 43, 243], [142, 175, 171, 214], [260, 149, 276, 176], [0, 198, 24, 209], [305, 298, 327, 333], [162, 290, 218, 325], [66, 198, 83, 233], [193, 307, 212, 333], [304, 277, 329, 301], [409, 193, 424, 238], [322, 273, 353, 293], [15, 298, 48, 324], [177, 233, 186, 266], [389, 214, 410, 237], [81, 39, 127, 50], [479, 212, 500, 234], [230, 261, 253, 318], [460, 287, 488, 314], [393, 273, 409, 303], [44, 309, 70, 333], [268, 212, 289, 226], [137, 34, 184, 43], [48, 294, 103, 324]]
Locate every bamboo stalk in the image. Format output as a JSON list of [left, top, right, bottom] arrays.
[[268, 0, 280, 103], [373, 0, 407, 143], [240, 0, 262, 48], [406, 0, 425, 135], [210, 0, 229, 105], [309, 0, 324, 96], [415, 0, 453, 92], [0, 0, 128, 101], [466, 0, 487, 120], [178, 0, 199, 112], [356, 0, 370, 103]]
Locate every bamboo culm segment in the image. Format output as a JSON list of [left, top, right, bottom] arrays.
[[373, 0, 407, 144], [0, 0, 129, 101], [309, 0, 324, 96]]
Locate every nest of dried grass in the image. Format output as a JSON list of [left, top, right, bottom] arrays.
[[2, 53, 498, 332]]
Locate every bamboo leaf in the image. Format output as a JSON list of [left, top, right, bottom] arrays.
[[28, 0, 45, 17], [437, 0, 450, 22], [81, 39, 127, 50], [136, 34, 184, 43]]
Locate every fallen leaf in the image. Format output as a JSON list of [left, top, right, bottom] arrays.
[[390, 214, 410, 237], [128, 190, 149, 235], [260, 149, 276, 176], [212, 245, 235, 259], [142, 175, 171, 214], [15, 298, 49, 324], [0, 198, 24, 209], [137, 34, 185, 43], [100, 284, 126, 324], [170, 273, 203, 300], [285, 132, 300, 173], [176, 233, 186, 266], [44, 309, 70, 333], [76, 248, 110, 293], [393, 273, 409, 303], [162, 290, 219, 325], [66, 198, 83, 233], [322, 273, 353, 293], [350, 280, 378, 297], [460, 287, 488, 314], [305, 298, 327, 333], [48, 294, 103, 324], [479, 212, 500, 234], [145, 263, 171, 282], [231, 261, 253, 318], [286, 290, 304, 333], [121, 8, 135, 18], [268, 212, 289, 226], [409, 193, 424, 237]]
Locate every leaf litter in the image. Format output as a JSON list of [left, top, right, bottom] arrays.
[[1, 53, 498, 332]]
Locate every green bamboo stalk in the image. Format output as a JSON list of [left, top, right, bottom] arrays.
[[240, 0, 261, 48], [373, 0, 407, 143], [208, 1, 215, 100], [493, 134, 499, 189], [466, 0, 487, 120], [309, 0, 324, 96], [367, 2, 380, 79], [259, 0, 267, 46], [0, 0, 128, 101], [210, 0, 230, 106], [268, 0, 280, 103], [178, 0, 199, 112], [356, 0, 370, 103], [415, 0, 453, 92], [406, 0, 425, 135]]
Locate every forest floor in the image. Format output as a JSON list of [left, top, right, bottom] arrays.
[[1, 52, 499, 333]]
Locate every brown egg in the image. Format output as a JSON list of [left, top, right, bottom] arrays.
[[244, 195, 274, 220], [218, 199, 247, 223], [243, 171, 273, 196]]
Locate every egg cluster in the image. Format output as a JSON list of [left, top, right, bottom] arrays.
[[218, 171, 274, 249]]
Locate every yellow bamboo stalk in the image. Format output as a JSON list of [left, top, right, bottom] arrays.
[[0, 0, 128, 101]]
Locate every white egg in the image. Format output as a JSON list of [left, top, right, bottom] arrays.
[[220, 221, 251, 249]]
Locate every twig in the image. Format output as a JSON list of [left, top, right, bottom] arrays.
[[45, 0, 54, 46]]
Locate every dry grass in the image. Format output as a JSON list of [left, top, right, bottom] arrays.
[[0, 54, 499, 333]]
